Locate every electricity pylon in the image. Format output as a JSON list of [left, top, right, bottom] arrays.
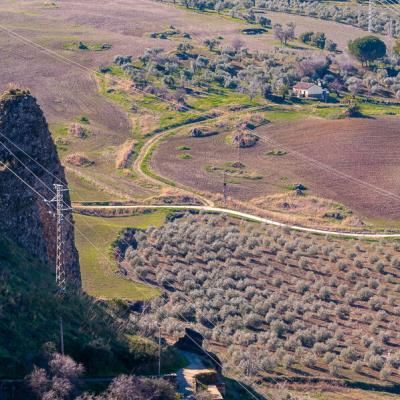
[[48, 183, 70, 295], [368, 0, 374, 32]]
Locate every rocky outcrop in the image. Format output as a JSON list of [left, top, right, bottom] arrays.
[[190, 127, 218, 138], [233, 132, 259, 148], [0, 88, 80, 286]]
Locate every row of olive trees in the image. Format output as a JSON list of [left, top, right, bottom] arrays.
[[118, 213, 400, 381]]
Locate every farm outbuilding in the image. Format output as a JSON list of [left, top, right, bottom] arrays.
[[293, 82, 327, 100]]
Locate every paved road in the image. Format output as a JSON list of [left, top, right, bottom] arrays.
[[177, 351, 222, 400], [74, 204, 400, 238]]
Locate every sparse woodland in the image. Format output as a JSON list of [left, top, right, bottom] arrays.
[[110, 27, 400, 111], [116, 213, 400, 384], [148, 1, 400, 101], [157, 0, 400, 37]]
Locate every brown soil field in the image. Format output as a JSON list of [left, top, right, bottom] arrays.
[[266, 10, 389, 51], [151, 117, 400, 222], [0, 0, 377, 201]]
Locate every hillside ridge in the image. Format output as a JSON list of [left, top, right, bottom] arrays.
[[0, 88, 80, 286]]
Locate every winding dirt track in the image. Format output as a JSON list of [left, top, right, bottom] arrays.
[[74, 204, 400, 238]]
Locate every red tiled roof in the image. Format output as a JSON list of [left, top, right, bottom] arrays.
[[293, 82, 317, 90]]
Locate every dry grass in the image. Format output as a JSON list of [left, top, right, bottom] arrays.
[[251, 193, 364, 228], [115, 139, 137, 169]]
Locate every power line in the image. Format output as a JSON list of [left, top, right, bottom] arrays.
[[0, 160, 47, 202], [0, 23, 192, 112], [0, 158, 265, 398], [258, 135, 400, 204], [0, 129, 268, 399], [0, 146, 264, 394]]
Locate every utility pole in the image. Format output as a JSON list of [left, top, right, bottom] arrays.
[[158, 325, 162, 376], [60, 317, 65, 355], [368, 0, 373, 32], [223, 171, 227, 207]]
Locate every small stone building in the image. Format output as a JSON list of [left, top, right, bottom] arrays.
[[293, 82, 327, 100]]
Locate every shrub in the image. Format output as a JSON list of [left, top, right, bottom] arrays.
[[282, 354, 295, 369], [380, 366, 391, 381], [300, 31, 313, 43], [367, 355, 384, 371], [341, 347, 359, 363], [351, 360, 363, 373], [368, 297, 382, 311], [304, 355, 316, 368], [358, 287, 374, 301], [329, 359, 342, 377], [323, 352, 335, 364], [336, 305, 350, 320]]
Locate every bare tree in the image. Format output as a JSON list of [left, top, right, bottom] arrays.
[[26, 353, 84, 400]]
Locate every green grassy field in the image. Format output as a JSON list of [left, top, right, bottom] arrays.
[[74, 212, 168, 300]]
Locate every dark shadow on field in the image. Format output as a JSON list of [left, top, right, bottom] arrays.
[[224, 377, 267, 400]]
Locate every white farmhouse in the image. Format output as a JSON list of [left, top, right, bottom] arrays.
[[293, 82, 327, 100]]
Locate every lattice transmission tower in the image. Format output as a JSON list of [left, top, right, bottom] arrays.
[[48, 183, 70, 294], [368, 0, 374, 32]]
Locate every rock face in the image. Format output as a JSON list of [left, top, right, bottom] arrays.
[[0, 89, 80, 286], [175, 328, 204, 354]]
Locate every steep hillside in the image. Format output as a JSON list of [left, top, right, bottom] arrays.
[[0, 88, 170, 380], [0, 234, 160, 378], [0, 88, 80, 285]]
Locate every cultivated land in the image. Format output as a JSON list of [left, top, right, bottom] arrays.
[[0, 0, 392, 207], [118, 213, 400, 388], [151, 116, 400, 223], [3, 0, 400, 396]]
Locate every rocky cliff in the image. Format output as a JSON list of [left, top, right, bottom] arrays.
[[0, 88, 80, 286]]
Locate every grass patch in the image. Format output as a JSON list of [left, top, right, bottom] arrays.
[[97, 75, 133, 111], [63, 41, 112, 51], [266, 150, 287, 156], [100, 65, 126, 77], [0, 235, 164, 378], [75, 213, 167, 300], [77, 115, 90, 124], [205, 162, 263, 181], [188, 89, 259, 112], [49, 123, 68, 138], [178, 153, 192, 159], [359, 103, 400, 116], [264, 109, 304, 121], [66, 171, 115, 202], [176, 145, 191, 151]]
